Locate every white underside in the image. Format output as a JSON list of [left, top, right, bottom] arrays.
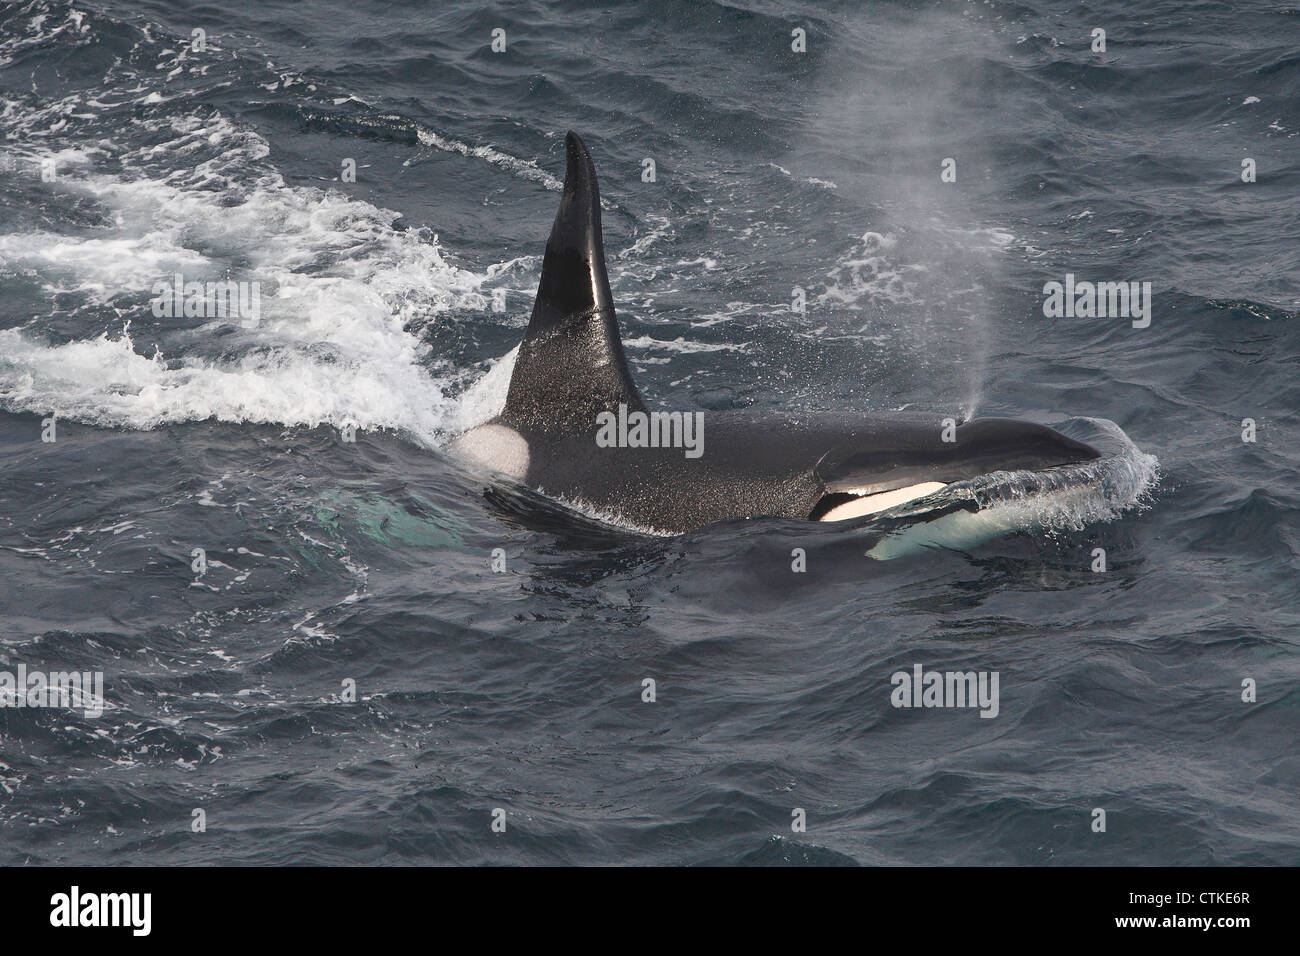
[[817, 481, 948, 521], [865, 478, 1104, 560]]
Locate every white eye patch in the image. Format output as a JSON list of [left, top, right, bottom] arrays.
[[817, 482, 947, 521]]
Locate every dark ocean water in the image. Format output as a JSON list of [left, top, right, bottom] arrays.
[[0, 0, 1297, 865]]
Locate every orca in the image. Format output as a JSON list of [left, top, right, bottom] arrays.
[[450, 131, 1101, 535]]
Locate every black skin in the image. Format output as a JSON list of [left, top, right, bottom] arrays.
[[509, 412, 1100, 534], [483, 131, 1100, 535]]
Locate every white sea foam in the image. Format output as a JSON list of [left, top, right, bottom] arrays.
[[413, 126, 563, 192], [0, 4, 554, 450], [449, 345, 516, 433], [816, 231, 924, 309], [0, 104, 501, 449], [620, 335, 744, 354]]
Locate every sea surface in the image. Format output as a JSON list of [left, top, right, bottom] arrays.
[[0, 0, 1297, 865]]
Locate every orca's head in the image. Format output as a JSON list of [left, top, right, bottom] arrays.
[[808, 417, 1103, 521]]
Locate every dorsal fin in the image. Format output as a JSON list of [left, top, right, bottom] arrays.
[[502, 131, 644, 431]]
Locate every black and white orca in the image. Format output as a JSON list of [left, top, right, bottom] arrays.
[[451, 131, 1101, 535]]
